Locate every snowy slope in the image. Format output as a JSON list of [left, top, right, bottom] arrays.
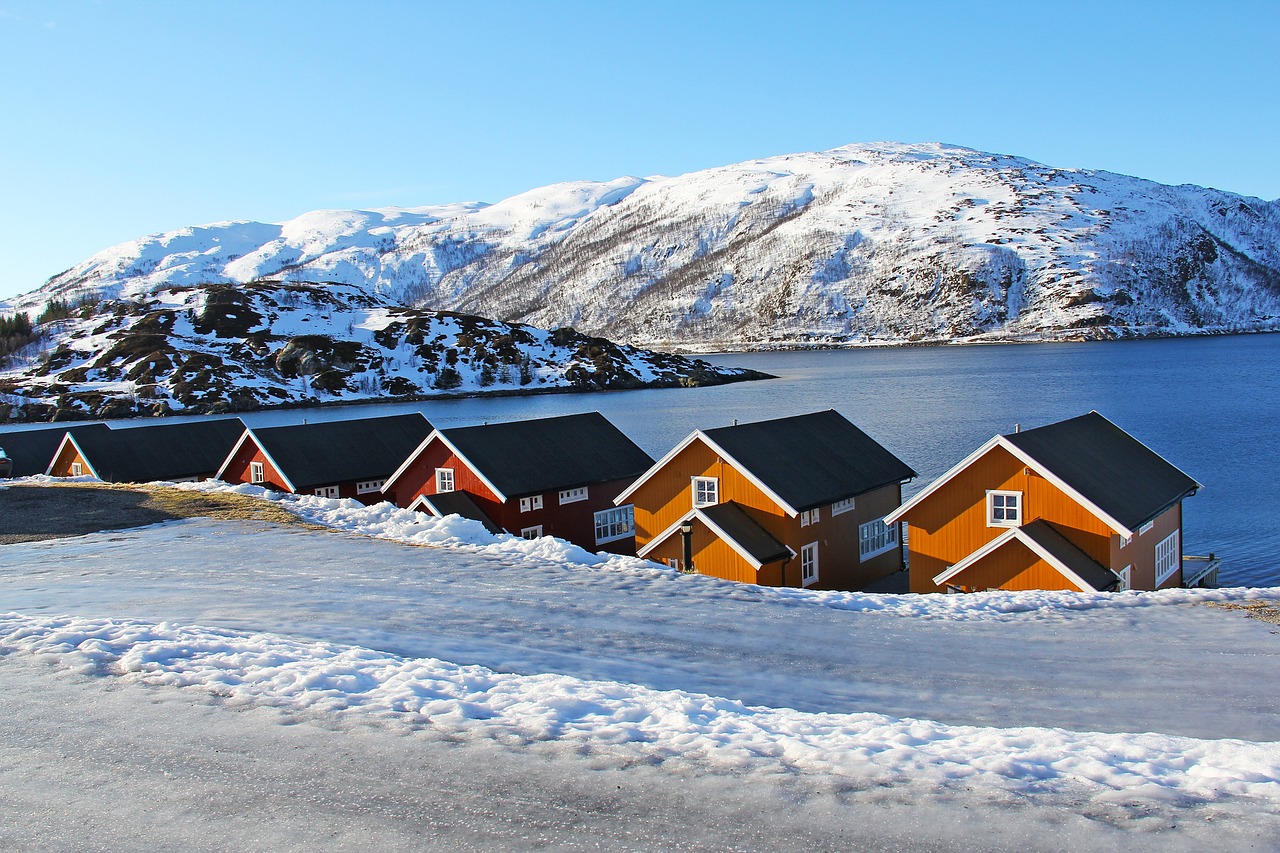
[[2, 480, 1280, 848], [0, 280, 761, 419], [7, 143, 1280, 348]]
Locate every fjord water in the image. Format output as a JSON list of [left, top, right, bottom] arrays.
[[226, 333, 1279, 587]]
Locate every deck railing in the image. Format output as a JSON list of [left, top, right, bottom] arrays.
[[1182, 554, 1220, 589]]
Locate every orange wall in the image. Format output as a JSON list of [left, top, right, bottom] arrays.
[[904, 444, 1182, 592], [630, 438, 905, 590], [49, 442, 89, 478], [943, 541, 1081, 592]]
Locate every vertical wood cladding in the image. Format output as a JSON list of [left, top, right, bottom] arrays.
[[905, 444, 1184, 592], [631, 438, 904, 590]]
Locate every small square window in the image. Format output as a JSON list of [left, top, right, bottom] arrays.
[[987, 490, 1022, 527], [70, 462, 83, 477], [250, 461, 265, 484], [692, 477, 719, 508], [435, 468, 455, 493]]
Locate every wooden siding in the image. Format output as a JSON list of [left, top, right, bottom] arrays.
[[1112, 503, 1182, 590], [643, 523, 787, 586], [220, 439, 291, 493], [395, 438, 636, 553], [942, 540, 1082, 592], [903, 444, 1183, 592], [48, 442, 88, 478], [630, 437, 905, 590]]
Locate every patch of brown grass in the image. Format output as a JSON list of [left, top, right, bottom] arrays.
[[1206, 600, 1280, 626]]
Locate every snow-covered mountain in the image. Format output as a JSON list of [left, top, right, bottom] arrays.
[[0, 281, 762, 421], [7, 142, 1280, 348]]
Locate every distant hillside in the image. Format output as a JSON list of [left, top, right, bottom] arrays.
[[0, 281, 764, 422], [6, 142, 1279, 349]]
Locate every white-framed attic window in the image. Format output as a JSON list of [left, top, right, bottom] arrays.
[[520, 495, 544, 512], [356, 479, 385, 495], [435, 468, 455, 493], [831, 497, 855, 515], [986, 490, 1022, 527], [559, 487, 588, 504], [692, 477, 719, 508], [250, 461, 265, 484]]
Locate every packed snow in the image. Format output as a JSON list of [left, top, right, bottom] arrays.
[[1, 480, 1279, 847]]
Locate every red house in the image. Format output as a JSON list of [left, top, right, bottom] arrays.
[[382, 412, 654, 553], [885, 411, 1206, 593], [47, 419, 246, 483], [216, 413, 432, 504]]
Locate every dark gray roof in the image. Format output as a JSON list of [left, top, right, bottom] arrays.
[[440, 412, 653, 498], [701, 410, 916, 511], [1019, 519, 1118, 592], [251, 414, 432, 491], [0, 424, 109, 477], [699, 501, 792, 566], [1004, 411, 1199, 530], [422, 491, 501, 534], [74, 419, 246, 483]]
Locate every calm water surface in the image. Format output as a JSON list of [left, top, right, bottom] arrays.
[[42, 334, 1280, 586]]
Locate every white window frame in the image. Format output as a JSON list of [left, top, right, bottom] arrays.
[[692, 476, 719, 508], [594, 505, 634, 544], [356, 479, 385, 495], [70, 462, 83, 477], [1155, 529, 1180, 586], [831, 497, 855, 516], [859, 517, 899, 561], [250, 461, 265, 484], [1139, 521, 1155, 535], [800, 507, 820, 527], [800, 542, 819, 587], [1113, 564, 1132, 592], [519, 494, 544, 513], [314, 486, 339, 498], [520, 525, 543, 540], [666, 558, 681, 570], [1118, 532, 1132, 549], [986, 490, 1022, 527], [435, 468, 455, 493], [558, 487, 588, 505]]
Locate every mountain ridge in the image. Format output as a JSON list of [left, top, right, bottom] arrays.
[[5, 141, 1280, 349]]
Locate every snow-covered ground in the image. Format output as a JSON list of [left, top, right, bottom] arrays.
[[1, 482, 1278, 849]]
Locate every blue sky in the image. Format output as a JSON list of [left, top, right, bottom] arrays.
[[1, 0, 1277, 303]]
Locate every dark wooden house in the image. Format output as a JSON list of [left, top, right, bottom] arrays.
[[48, 419, 246, 483], [884, 411, 1202, 593], [0, 424, 105, 479], [616, 410, 916, 590], [382, 412, 654, 553], [215, 413, 432, 504]]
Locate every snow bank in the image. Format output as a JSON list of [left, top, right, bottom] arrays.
[[3, 611, 1277, 805], [172, 479, 1280, 621]]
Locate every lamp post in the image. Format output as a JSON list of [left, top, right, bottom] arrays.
[[679, 519, 694, 574]]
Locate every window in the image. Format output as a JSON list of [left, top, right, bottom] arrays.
[[666, 558, 681, 570], [1139, 521, 1155, 535], [519, 494, 544, 513], [70, 462, 83, 477], [831, 497, 855, 515], [594, 505, 634, 544], [800, 507, 820, 526], [559, 487, 588, 504], [435, 468, 455, 493], [1113, 565, 1132, 592], [250, 461, 265, 484], [1155, 529, 1180, 586], [1119, 533, 1132, 549], [521, 525, 543, 540], [356, 479, 385, 495], [692, 477, 719, 507], [859, 518, 899, 560], [987, 490, 1022, 527], [314, 486, 339, 498], [800, 542, 819, 587]]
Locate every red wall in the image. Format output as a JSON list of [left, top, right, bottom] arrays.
[[392, 437, 637, 553], [220, 437, 388, 506]]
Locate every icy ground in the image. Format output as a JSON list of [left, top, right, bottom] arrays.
[[1, 485, 1278, 850]]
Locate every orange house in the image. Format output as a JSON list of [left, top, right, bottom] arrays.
[[616, 410, 916, 590], [885, 411, 1202, 593]]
